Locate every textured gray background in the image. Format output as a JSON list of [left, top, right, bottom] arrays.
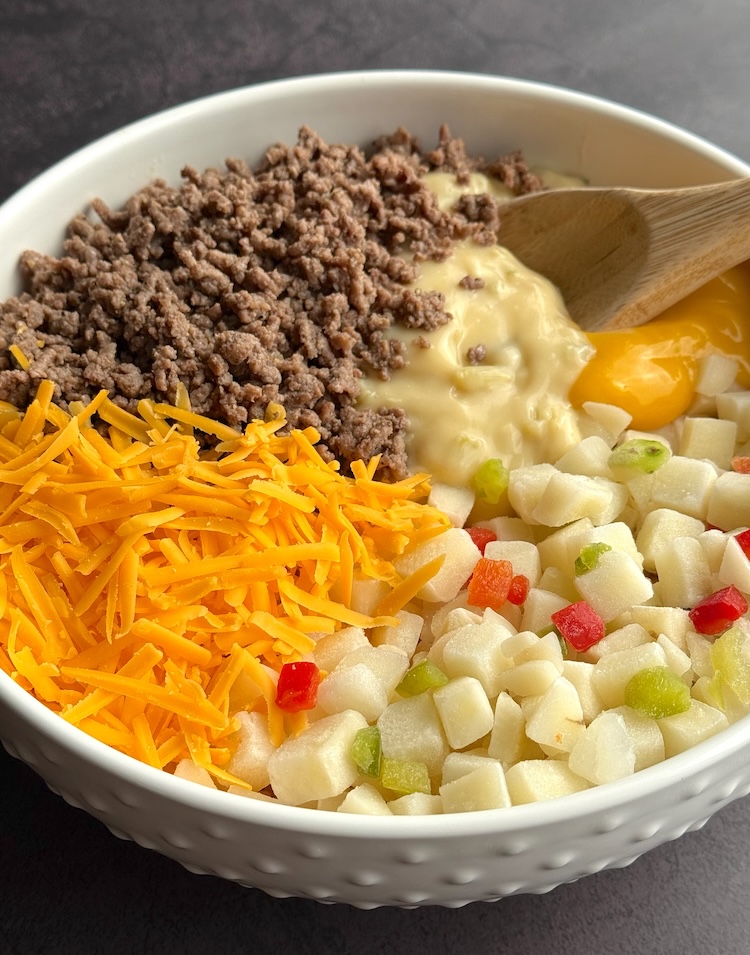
[[2, 1, 750, 952]]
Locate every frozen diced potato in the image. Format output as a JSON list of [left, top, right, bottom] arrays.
[[657, 700, 729, 757], [567, 711, 636, 785], [574, 549, 654, 622], [537, 518, 595, 573], [441, 750, 493, 785], [554, 435, 616, 478], [716, 390, 750, 441], [505, 760, 590, 804], [393, 527, 480, 603], [629, 604, 692, 652], [349, 576, 391, 616], [498, 659, 561, 698], [317, 664, 389, 722], [437, 609, 515, 697], [587, 522, 643, 568], [699, 528, 729, 574], [479, 515, 536, 543], [428, 482, 475, 528], [377, 693, 449, 777], [488, 692, 542, 765], [592, 642, 668, 709], [580, 623, 651, 664], [695, 353, 739, 397], [685, 630, 714, 679], [656, 633, 693, 679], [649, 455, 718, 520], [313, 626, 369, 672], [174, 759, 217, 789], [531, 471, 628, 528], [433, 676, 494, 750], [439, 762, 511, 812], [267, 710, 367, 806], [636, 508, 705, 573], [581, 400, 632, 439], [718, 534, 750, 592], [226, 711, 276, 791], [536, 566, 580, 602], [561, 660, 604, 723], [387, 792, 444, 815], [514, 631, 565, 671], [337, 784, 392, 815], [225, 786, 277, 803], [520, 588, 569, 633], [484, 539, 541, 587], [335, 644, 409, 696], [654, 537, 712, 609], [370, 609, 424, 658], [524, 677, 585, 754], [507, 463, 559, 524], [678, 416, 737, 469], [428, 592, 474, 639], [706, 473, 750, 531], [608, 705, 665, 771]]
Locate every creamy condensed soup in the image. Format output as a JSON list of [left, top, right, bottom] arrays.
[[358, 173, 593, 488]]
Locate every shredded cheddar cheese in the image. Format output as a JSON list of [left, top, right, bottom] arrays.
[[0, 382, 450, 785]]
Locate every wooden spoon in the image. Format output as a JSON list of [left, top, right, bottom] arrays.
[[496, 178, 750, 331]]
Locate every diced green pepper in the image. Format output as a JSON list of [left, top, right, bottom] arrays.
[[395, 658, 449, 697], [608, 438, 670, 475], [574, 542, 612, 576], [380, 756, 431, 795], [471, 458, 510, 504], [708, 625, 750, 706], [351, 726, 382, 778], [623, 665, 691, 718]]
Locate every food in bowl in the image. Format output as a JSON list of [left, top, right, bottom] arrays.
[[2, 115, 750, 819]]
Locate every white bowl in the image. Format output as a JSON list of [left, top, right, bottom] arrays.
[[2, 70, 750, 909]]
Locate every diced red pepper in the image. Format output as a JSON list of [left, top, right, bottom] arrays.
[[731, 456, 750, 474], [688, 585, 748, 636], [466, 526, 498, 555], [735, 529, 750, 560], [275, 661, 321, 712], [467, 557, 513, 610], [507, 573, 530, 606], [551, 600, 606, 652]]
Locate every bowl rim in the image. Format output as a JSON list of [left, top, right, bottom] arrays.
[[2, 68, 750, 841]]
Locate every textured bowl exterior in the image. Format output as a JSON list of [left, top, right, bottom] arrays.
[[2, 71, 750, 907]]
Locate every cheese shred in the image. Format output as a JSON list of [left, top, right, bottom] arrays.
[[0, 382, 449, 780]]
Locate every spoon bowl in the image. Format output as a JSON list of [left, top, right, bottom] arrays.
[[497, 178, 750, 330]]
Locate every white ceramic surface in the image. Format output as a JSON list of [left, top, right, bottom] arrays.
[[1, 71, 750, 908]]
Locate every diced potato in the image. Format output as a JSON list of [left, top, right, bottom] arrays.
[[439, 762, 512, 812], [335, 644, 409, 696], [428, 482, 475, 528], [706, 473, 750, 531], [608, 705, 665, 771], [498, 659, 561, 698], [699, 528, 729, 575], [441, 750, 493, 785], [654, 537, 712, 609], [678, 417, 737, 469], [531, 471, 628, 528], [505, 760, 590, 804], [580, 623, 652, 664], [657, 700, 729, 758], [581, 400, 632, 439], [592, 642, 668, 709], [537, 518, 595, 573], [174, 759, 217, 789], [317, 664, 389, 722], [387, 792, 444, 815], [226, 710, 276, 791], [479, 515, 536, 543], [437, 609, 515, 697], [636, 508, 705, 573], [718, 534, 750, 592], [520, 588, 569, 633], [484, 539, 541, 586], [267, 710, 367, 806], [337, 784, 392, 815], [507, 463, 558, 524], [524, 677, 585, 754], [695, 353, 739, 397], [716, 390, 750, 441], [488, 691, 543, 765], [377, 693, 449, 777], [433, 676, 494, 750], [393, 527, 480, 603], [629, 604, 692, 652], [656, 633, 692, 679], [567, 711, 636, 785], [370, 609, 424, 658], [574, 549, 654, 622], [349, 576, 391, 616], [554, 435, 616, 478], [313, 626, 369, 672], [513, 631, 565, 671], [561, 660, 604, 723], [649, 455, 718, 520], [685, 630, 715, 679], [428, 592, 475, 639], [536, 566, 580, 601]]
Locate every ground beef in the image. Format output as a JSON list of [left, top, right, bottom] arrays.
[[0, 125, 542, 478]]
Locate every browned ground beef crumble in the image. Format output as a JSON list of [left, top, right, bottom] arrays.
[[0, 125, 543, 478]]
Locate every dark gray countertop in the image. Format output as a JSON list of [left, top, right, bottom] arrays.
[[2, 2, 750, 952]]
